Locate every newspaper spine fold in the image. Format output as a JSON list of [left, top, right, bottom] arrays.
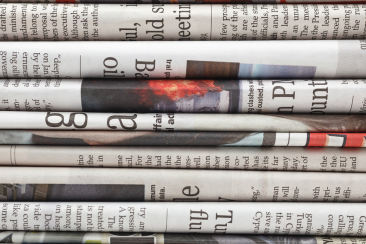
[[0, 40, 365, 79], [1, 112, 366, 132], [1, 202, 365, 235], [0, 145, 364, 172], [0, 166, 365, 202], [2, 79, 366, 114]]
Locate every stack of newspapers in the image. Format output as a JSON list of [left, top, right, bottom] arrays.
[[1, 0, 366, 244]]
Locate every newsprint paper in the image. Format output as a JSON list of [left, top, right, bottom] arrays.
[[0, 166, 365, 202], [0, 145, 365, 172], [0, 112, 366, 132], [2, 79, 366, 114], [0, 4, 366, 41], [0, 40, 366, 79], [1, 232, 365, 244], [0, 131, 366, 147], [0, 202, 365, 235]]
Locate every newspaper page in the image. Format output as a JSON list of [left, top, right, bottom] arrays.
[[0, 40, 365, 79], [1, 79, 366, 114], [0, 202, 366, 235], [0, 4, 365, 41], [1, 231, 366, 244], [0, 131, 365, 147], [1, 145, 365, 172], [0, 112, 365, 132], [0, 166, 365, 202]]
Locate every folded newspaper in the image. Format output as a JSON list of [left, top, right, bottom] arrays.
[[0, 166, 365, 202], [1, 40, 365, 79], [1, 145, 364, 172], [0, 130, 365, 147], [0, 231, 365, 244], [0, 202, 365, 235], [1, 112, 365, 132], [0, 4, 365, 41], [2, 79, 366, 114]]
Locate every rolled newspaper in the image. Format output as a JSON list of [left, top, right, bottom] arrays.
[[0, 112, 365, 132], [1, 79, 366, 114], [0, 40, 365, 79], [0, 166, 364, 201], [0, 231, 365, 244], [0, 202, 365, 235], [0, 4, 365, 41]]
